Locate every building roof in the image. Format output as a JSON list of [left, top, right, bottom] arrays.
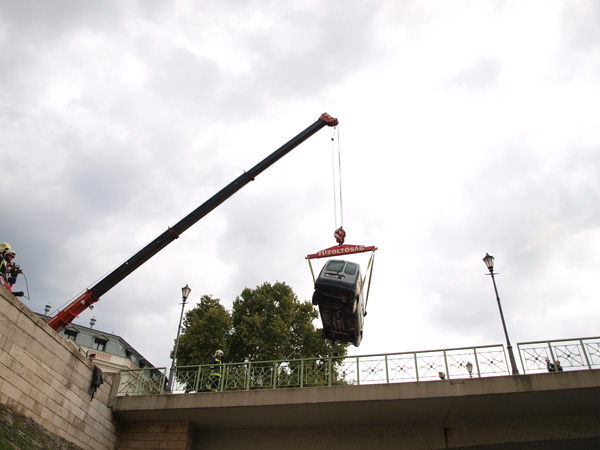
[[37, 313, 155, 372]]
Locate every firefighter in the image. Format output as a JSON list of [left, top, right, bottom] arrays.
[[205, 349, 224, 392], [0, 243, 17, 283], [0, 242, 11, 272]]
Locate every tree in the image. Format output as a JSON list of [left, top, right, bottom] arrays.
[[228, 281, 343, 362], [173, 282, 346, 367], [173, 295, 231, 367]]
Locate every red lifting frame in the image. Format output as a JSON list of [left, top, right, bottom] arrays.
[[306, 244, 377, 260]]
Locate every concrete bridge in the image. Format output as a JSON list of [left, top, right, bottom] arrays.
[[113, 369, 600, 450], [2, 289, 599, 450]]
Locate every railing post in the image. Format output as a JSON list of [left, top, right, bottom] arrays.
[[580, 339, 592, 369], [414, 352, 419, 382], [136, 369, 142, 394], [195, 365, 202, 392], [356, 356, 360, 385], [328, 357, 332, 387], [220, 363, 227, 391], [517, 343, 526, 375], [547, 342, 556, 370], [169, 366, 177, 392], [385, 354, 389, 384], [246, 362, 252, 390], [300, 359, 304, 388], [443, 350, 450, 380], [160, 370, 166, 394], [474, 348, 481, 377], [503, 347, 511, 375]]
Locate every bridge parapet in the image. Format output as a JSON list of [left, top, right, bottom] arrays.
[[117, 336, 600, 396], [118, 343, 508, 395], [518, 335, 600, 373]]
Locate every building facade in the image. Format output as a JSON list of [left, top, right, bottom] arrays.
[[37, 313, 154, 374]]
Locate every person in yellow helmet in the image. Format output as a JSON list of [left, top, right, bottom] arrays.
[[204, 349, 224, 392], [0, 243, 16, 284]]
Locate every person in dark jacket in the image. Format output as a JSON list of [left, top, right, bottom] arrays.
[[0, 243, 19, 286], [88, 353, 104, 399], [546, 358, 563, 372], [204, 350, 224, 392]]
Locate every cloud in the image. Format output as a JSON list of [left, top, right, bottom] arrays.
[[444, 58, 503, 90], [2, 0, 600, 370]]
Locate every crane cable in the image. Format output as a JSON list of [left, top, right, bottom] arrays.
[[363, 250, 376, 314], [331, 126, 344, 232]]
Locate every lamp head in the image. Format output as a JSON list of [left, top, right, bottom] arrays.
[[466, 361, 473, 374], [483, 253, 494, 272], [182, 284, 191, 301]]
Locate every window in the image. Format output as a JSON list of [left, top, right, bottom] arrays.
[[64, 329, 78, 341], [93, 338, 107, 352], [344, 263, 357, 275], [325, 260, 345, 272]]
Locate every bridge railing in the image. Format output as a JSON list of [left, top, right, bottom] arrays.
[[517, 336, 600, 374], [117, 343, 511, 395], [118, 367, 167, 395], [117, 338, 600, 395]]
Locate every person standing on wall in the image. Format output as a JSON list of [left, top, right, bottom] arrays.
[[0, 242, 21, 288], [0, 242, 14, 281]]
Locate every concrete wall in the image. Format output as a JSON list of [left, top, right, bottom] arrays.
[[117, 421, 193, 450], [189, 415, 600, 450], [0, 285, 120, 450]]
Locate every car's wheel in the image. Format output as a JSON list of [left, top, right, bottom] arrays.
[[353, 330, 363, 347], [312, 291, 319, 305]]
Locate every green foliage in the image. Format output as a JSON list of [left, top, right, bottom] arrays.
[[174, 295, 231, 366], [0, 403, 84, 450], [173, 282, 347, 367]]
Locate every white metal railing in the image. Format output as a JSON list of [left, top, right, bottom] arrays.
[[118, 367, 167, 395], [117, 344, 509, 395], [518, 336, 600, 374], [117, 338, 600, 395]]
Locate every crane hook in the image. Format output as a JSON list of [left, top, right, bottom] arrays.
[[334, 227, 346, 245]]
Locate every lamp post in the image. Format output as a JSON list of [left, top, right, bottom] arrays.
[[466, 361, 473, 378], [168, 284, 191, 391], [483, 254, 519, 375]]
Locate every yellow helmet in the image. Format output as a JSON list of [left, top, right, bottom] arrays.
[[0, 242, 12, 254], [216, 350, 224, 356]]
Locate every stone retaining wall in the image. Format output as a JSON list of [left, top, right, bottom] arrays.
[[0, 285, 119, 450]]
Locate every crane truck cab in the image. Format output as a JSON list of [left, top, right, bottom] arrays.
[[312, 259, 365, 347]]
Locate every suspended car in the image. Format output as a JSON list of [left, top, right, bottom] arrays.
[[312, 259, 365, 347]]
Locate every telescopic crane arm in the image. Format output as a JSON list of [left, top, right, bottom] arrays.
[[48, 113, 339, 331]]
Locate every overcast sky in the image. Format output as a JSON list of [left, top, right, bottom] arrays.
[[2, 0, 599, 370]]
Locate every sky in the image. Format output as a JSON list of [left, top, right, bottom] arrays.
[[2, 0, 600, 371]]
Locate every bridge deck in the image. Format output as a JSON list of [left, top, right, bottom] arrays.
[[114, 370, 600, 430]]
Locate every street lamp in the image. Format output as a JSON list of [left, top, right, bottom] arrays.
[[466, 361, 473, 378], [168, 284, 191, 391], [483, 254, 519, 375]]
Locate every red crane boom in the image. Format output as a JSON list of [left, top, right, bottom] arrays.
[[48, 113, 339, 331]]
